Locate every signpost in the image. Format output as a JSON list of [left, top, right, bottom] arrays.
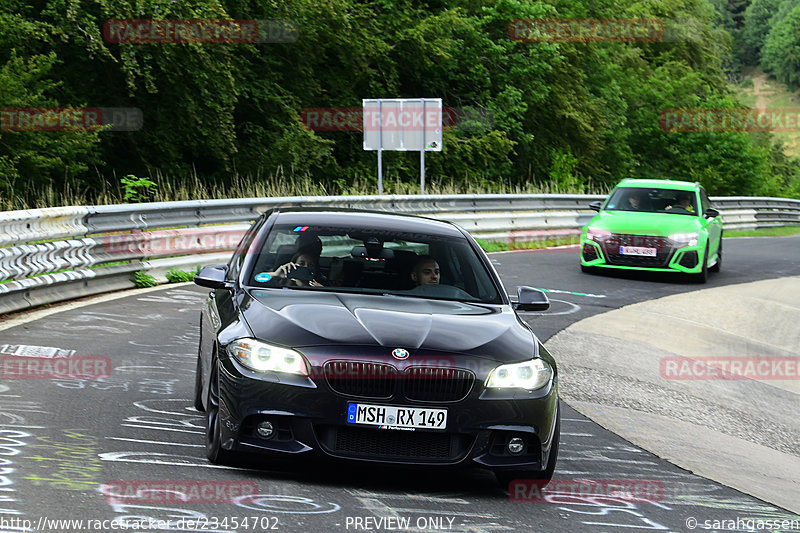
[[363, 98, 442, 194]]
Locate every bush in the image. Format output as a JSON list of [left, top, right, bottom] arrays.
[[166, 266, 200, 283], [121, 175, 158, 203], [131, 270, 158, 288]]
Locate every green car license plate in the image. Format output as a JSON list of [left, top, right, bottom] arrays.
[[620, 246, 657, 257]]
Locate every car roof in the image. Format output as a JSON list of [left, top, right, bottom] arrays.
[[270, 208, 466, 238], [616, 178, 699, 191]]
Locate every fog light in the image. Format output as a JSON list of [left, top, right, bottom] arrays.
[[256, 421, 275, 439], [508, 437, 525, 455]]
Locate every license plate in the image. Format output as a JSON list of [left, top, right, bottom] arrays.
[[620, 246, 657, 257], [347, 403, 447, 430]]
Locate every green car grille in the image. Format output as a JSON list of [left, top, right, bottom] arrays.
[[602, 233, 674, 267]]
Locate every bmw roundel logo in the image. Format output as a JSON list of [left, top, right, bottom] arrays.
[[392, 348, 409, 360]]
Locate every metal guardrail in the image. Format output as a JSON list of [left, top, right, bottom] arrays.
[[1, 194, 798, 315]]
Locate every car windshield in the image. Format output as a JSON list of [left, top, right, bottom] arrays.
[[245, 223, 503, 304], [605, 187, 698, 215]]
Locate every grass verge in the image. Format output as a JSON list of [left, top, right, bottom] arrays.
[[2, 171, 608, 211], [726, 225, 800, 237], [477, 235, 580, 252]]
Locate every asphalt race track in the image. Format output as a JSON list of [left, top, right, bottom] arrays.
[[0, 236, 798, 533]]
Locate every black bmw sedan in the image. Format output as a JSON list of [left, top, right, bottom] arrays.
[[193, 209, 559, 486]]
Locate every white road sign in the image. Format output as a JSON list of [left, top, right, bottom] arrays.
[[363, 98, 442, 151]]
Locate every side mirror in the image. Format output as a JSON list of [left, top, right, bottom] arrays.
[[704, 208, 719, 219], [589, 201, 603, 212], [513, 286, 550, 312], [194, 264, 231, 289]]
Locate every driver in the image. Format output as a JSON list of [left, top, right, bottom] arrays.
[[666, 192, 695, 213], [410, 255, 440, 286]]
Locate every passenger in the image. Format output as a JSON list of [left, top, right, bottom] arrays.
[[623, 189, 648, 211], [410, 255, 440, 286], [270, 251, 323, 287]]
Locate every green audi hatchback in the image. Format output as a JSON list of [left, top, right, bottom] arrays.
[[580, 179, 723, 283]]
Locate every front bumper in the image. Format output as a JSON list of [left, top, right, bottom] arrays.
[[215, 350, 559, 472], [580, 234, 704, 273]]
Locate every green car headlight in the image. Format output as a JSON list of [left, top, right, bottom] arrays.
[[669, 232, 699, 247], [486, 358, 553, 390], [586, 226, 611, 241], [228, 339, 308, 375]]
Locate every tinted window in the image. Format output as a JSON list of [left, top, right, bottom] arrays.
[[605, 187, 698, 215], [245, 224, 502, 304], [700, 188, 712, 212], [227, 215, 267, 281]]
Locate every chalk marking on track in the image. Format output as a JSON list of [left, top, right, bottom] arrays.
[[98, 451, 250, 470], [520, 298, 581, 316], [0, 283, 194, 333], [105, 437, 204, 447], [537, 288, 606, 298], [121, 424, 203, 434]]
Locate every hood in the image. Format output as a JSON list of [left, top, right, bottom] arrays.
[[238, 289, 536, 361], [587, 211, 701, 236]]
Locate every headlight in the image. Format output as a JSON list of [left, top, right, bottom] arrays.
[[486, 358, 553, 390], [586, 226, 611, 241], [669, 232, 699, 247], [227, 339, 308, 375]]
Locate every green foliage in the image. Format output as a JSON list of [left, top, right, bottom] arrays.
[[549, 149, 580, 192], [0, 43, 102, 204], [131, 270, 158, 288], [761, 5, 800, 89], [740, 0, 783, 64], [2, 0, 800, 208], [165, 266, 200, 283], [120, 174, 157, 202]]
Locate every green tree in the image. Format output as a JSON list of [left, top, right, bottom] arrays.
[[761, 4, 800, 88], [2, 0, 799, 205], [741, 0, 783, 64], [0, 7, 102, 207], [41, 0, 242, 176]]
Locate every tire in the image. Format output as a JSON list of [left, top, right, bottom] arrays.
[[709, 239, 721, 273], [193, 355, 205, 412], [580, 264, 593, 274], [692, 245, 709, 284], [206, 362, 233, 464], [496, 402, 560, 489]]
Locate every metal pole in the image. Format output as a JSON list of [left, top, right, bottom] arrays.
[[420, 99, 426, 195], [378, 149, 383, 195], [378, 101, 383, 194]]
